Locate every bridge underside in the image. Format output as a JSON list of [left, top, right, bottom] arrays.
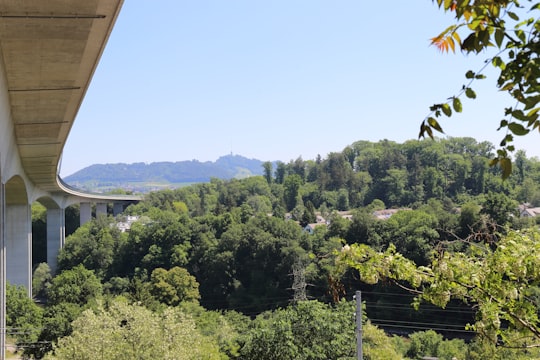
[[0, 2, 129, 358], [0, 0, 123, 195]]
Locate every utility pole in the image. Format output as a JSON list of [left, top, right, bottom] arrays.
[[291, 260, 307, 302], [355, 290, 362, 360]]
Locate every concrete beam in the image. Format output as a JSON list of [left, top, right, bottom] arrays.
[[113, 202, 124, 216], [6, 204, 31, 296], [96, 203, 107, 218], [46, 208, 65, 275], [0, 181, 6, 360], [80, 202, 92, 225]]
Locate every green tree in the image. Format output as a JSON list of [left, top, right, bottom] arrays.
[[481, 191, 517, 226], [181, 302, 247, 358], [119, 209, 194, 275], [300, 200, 316, 227], [290, 156, 306, 180], [32, 202, 47, 265], [379, 210, 440, 266], [197, 215, 305, 313], [6, 283, 43, 350], [283, 174, 303, 211], [149, 266, 200, 306], [407, 330, 467, 360], [47, 265, 102, 306], [35, 302, 83, 358], [33, 262, 52, 300], [239, 300, 401, 360], [275, 161, 286, 184], [459, 201, 482, 237], [322, 152, 353, 191], [381, 169, 407, 206], [45, 299, 221, 360], [516, 177, 539, 204], [247, 195, 272, 215], [263, 161, 273, 184], [336, 188, 350, 211], [57, 215, 125, 278]]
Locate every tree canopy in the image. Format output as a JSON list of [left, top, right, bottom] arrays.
[[23, 135, 540, 358]]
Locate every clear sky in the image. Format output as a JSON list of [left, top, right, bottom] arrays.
[[59, 1, 540, 177]]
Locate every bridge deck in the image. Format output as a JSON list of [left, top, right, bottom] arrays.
[[0, 0, 123, 194]]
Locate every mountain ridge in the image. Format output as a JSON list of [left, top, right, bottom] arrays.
[[63, 154, 269, 193]]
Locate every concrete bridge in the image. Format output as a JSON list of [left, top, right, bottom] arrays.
[[0, 0, 135, 357]]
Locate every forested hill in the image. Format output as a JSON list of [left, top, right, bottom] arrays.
[[63, 154, 266, 192]]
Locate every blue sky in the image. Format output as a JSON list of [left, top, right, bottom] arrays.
[[60, 1, 539, 177]]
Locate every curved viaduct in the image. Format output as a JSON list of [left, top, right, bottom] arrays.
[[0, 0, 138, 305]]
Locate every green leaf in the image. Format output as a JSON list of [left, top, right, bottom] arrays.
[[479, 29, 490, 47], [527, 107, 540, 118], [524, 96, 540, 110], [494, 29, 504, 48], [441, 103, 452, 117], [462, 33, 477, 52], [425, 125, 434, 139], [500, 134, 513, 146], [508, 122, 530, 136], [419, 123, 430, 139], [508, 11, 519, 21], [500, 82, 515, 91], [465, 70, 475, 79], [452, 97, 463, 113], [511, 109, 527, 121], [427, 117, 444, 133], [516, 29, 526, 43], [492, 56, 505, 69], [465, 88, 476, 99], [500, 157, 512, 180]]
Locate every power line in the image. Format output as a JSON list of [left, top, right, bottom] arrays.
[[370, 318, 471, 329], [371, 322, 474, 335]]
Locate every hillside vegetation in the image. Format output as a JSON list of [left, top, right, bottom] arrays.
[[21, 137, 540, 359]]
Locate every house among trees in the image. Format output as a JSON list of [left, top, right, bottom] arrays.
[[372, 209, 401, 220], [304, 222, 326, 234], [304, 211, 352, 234], [336, 211, 353, 221], [116, 215, 140, 232], [518, 203, 540, 218]]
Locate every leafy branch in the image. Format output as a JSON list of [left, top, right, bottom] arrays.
[[336, 229, 540, 347], [420, 0, 540, 178]]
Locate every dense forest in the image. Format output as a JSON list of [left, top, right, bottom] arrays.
[[17, 137, 540, 359]]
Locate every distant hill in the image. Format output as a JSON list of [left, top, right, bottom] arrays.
[[63, 154, 268, 193]]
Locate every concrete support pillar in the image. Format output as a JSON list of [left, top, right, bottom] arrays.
[[80, 202, 91, 225], [0, 182, 6, 360], [113, 202, 123, 216], [6, 204, 31, 295], [96, 203, 107, 218], [47, 208, 65, 275]]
